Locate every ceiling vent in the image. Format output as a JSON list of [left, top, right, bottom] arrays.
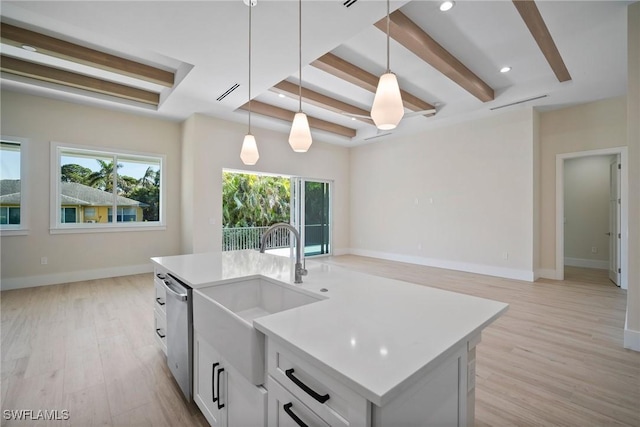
[[216, 83, 240, 101], [364, 132, 392, 141], [343, 0, 358, 8], [490, 95, 548, 110]]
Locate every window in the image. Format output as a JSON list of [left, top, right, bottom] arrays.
[[61, 207, 77, 223], [52, 143, 164, 232], [1, 138, 27, 234]]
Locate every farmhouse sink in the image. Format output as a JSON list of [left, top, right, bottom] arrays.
[[193, 276, 322, 385]]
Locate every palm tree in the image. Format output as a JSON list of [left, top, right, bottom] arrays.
[[86, 160, 121, 192]]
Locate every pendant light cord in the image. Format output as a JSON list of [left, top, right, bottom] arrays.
[[386, 0, 390, 72], [298, 0, 302, 112], [248, 2, 252, 133]]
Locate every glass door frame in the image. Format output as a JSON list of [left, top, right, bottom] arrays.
[[290, 177, 333, 259]]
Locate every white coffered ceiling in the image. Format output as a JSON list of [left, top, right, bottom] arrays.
[[0, 1, 633, 146]]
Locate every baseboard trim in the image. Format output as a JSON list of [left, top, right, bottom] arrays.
[[564, 257, 608, 270], [348, 249, 535, 282], [1, 263, 153, 291], [624, 314, 640, 352], [537, 268, 561, 280]]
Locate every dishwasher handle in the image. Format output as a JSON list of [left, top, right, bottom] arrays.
[[163, 279, 188, 301]]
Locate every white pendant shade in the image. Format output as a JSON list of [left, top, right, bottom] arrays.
[[371, 72, 405, 130], [240, 134, 259, 165], [288, 112, 312, 152]]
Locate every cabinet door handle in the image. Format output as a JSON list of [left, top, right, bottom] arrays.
[[155, 328, 165, 339], [216, 367, 225, 410], [283, 403, 308, 427], [156, 273, 166, 280], [212, 363, 220, 404], [155, 297, 165, 306], [285, 368, 330, 404]]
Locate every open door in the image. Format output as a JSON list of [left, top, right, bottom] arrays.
[[291, 178, 332, 258], [608, 155, 621, 286]]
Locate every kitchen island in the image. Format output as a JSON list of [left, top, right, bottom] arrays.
[[151, 250, 508, 427]]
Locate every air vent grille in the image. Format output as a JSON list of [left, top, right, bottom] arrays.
[[343, 0, 358, 8], [216, 83, 240, 101], [490, 95, 548, 110], [364, 132, 392, 141]]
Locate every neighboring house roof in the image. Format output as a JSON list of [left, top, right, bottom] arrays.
[[0, 179, 148, 207]]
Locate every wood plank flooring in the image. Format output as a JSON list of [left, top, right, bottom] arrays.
[[1, 257, 638, 426]]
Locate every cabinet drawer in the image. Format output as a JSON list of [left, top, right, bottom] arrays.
[[268, 340, 369, 427], [154, 309, 167, 355], [154, 279, 167, 314], [268, 376, 330, 427]]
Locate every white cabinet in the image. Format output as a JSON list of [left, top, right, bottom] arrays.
[[194, 331, 267, 427], [267, 339, 369, 427], [267, 337, 474, 427], [153, 268, 167, 355]]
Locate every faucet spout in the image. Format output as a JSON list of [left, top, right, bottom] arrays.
[[260, 223, 307, 283]]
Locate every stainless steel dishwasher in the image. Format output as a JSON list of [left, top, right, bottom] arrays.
[[160, 273, 193, 401]]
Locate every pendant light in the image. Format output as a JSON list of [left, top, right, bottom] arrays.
[[288, 0, 312, 152], [370, 0, 404, 130], [240, 0, 259, 165]]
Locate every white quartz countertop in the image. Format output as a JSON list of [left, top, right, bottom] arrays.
[[151, 250, 508, 406]]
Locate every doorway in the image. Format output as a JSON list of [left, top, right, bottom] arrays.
[[556, 147, 628, 289], [291, 178, 332, 257]]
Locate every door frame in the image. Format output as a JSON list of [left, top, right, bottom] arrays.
[[555, 147, 628, 289]]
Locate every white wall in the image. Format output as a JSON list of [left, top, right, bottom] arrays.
[[625, 1, 640, 350], [349, 108, 536, 281], [539, 96, 627, 275], [563, 156, 612, 268], [0, 91, 182, 289], [181, 114, 350, 255]]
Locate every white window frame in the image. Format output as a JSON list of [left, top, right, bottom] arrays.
[[50, 142, 166, 234], [0, 136, 29, 236]]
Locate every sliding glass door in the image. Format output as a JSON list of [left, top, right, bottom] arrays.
[[291, 178, 332, 257]]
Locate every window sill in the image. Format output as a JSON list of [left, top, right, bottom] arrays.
[[50, 224, 166, 234], [0, 228, 29, 237]]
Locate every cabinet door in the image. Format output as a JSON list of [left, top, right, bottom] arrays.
[[194, 333, 227, 427]]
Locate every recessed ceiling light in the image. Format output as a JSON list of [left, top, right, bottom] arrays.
[[278, 93, 286, 98], [500, 66, 512, 73], [21, 45, 37, 52], [439, 1, 454, 12]]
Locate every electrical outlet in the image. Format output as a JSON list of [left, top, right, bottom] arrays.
[[591, 247, 598, 254], [40, 257, 48, 265], [502, 252, 509, 260], [417, 243, 422, 251]]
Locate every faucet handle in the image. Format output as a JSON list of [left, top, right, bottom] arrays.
[[300, 268, 308, 276]]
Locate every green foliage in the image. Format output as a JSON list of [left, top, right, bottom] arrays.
[[222, 172, 290, 227], [61, 161, 160, 221]]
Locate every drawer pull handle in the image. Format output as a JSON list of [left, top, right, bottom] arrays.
[[155, 297, 165, 306], [216, 367, 225, 410], [156, 273, 166, 280], [212, 363, 220, 404], [283, 403, 308, 427], [285, 368, 330, 404], [155, 328, 165, 339]]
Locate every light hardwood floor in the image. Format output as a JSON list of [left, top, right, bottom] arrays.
[[1, 257, 638, 426]]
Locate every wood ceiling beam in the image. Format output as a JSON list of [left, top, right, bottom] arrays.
[[239, 100, 356, 138], [374, 11, 495, 102], [271, 81, 373, 125], [1, 23, 174, 87], [311, 53, 434, 112], [1, 55, 160, 105], [512, 0, 572, 82]]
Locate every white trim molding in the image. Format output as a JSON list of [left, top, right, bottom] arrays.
[[556, 147, 629, 289], [624, 312, 640, 351], [0, 263, 153, 291], [564, 257, 609, 270], [349, 248, 535, 282]]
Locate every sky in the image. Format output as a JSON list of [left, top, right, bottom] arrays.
[[61, 155, 159, 180], [0, 149, 20, 180]]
